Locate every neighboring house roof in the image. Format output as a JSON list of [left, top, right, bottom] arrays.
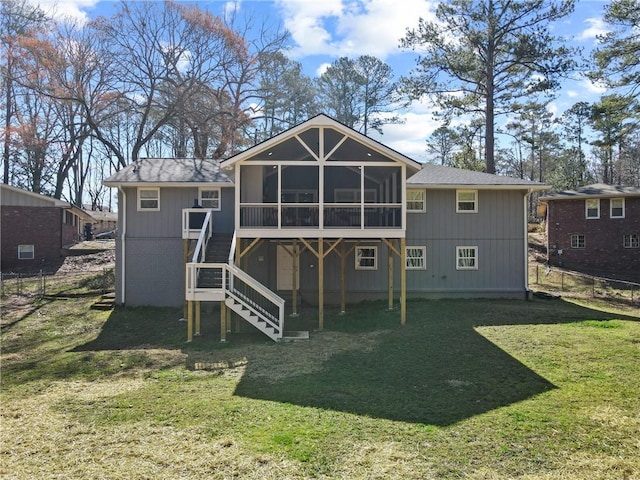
[[220, 114, 422, 172], [83, 209, 118, 223], [1, 183, 94, 222], [407, 163, 548, 190], [539, 183, 640, 201], [103, 158, 233, 186]]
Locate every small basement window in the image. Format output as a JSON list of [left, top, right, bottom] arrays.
[[623, 234, 639, 248], [355, 246, 377, 270], [406, 246, 426, 270], [571, 234, 585, 248], [18, 245, 34, 260], [456, 246, 477, 270]]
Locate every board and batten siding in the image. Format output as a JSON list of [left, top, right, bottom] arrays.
[[406, 189, 527, 295], [117, 186, 235, 306], [258, 189, 529, 303]]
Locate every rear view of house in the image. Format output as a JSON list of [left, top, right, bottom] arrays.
[[539, 184, 640, 281], [104, 115, 546, 341]]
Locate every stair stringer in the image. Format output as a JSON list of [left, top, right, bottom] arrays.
[[225, 292, 282, 342]]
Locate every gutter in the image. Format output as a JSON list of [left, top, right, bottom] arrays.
[[524, 188, 532, 299], [118, 187, 127, 304]]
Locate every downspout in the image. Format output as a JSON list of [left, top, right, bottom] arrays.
[[118, 187, 127, 304], [524, 189, 532, 299]]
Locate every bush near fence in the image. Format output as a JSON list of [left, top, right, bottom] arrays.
[[1, 268, 115, 299], [530, 264, 639, 306]]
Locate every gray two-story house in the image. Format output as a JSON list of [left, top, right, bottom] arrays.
[[104, 115, 546, 341]]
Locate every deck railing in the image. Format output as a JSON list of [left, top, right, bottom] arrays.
[[239, 203, 402, 229]]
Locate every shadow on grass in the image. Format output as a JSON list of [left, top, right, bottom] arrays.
[[65, 298, 637, 426]]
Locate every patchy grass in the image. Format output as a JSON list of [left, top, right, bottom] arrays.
[[1, 286, 639, 479]]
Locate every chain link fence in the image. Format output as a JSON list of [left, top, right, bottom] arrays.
[[530, 265, 639, 307], [1, 268, 114, 299]]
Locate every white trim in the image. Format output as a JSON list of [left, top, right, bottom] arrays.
[[585, 199, 600, 219], [456, 190, 478, 213], [407, 189, 426, 213], [570, 234, 585, 249], [137, 187, 160, 211], [610, 197, 625, 218], [406, 246, 426, 270], [623, 234, 639, 248], [355, 246, 377, 270], [199, 187, 221, 211], [18, 244, 34, 260], [456, 246, 478, 270], [119, 187, 127, 304]]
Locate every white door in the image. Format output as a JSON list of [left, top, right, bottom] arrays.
[[277, 245, 299, 290]]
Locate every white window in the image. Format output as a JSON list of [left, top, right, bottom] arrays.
[[623, 234, 639, 248], [585, 199, 600, 219], [571, 234, 585, 249], [199, 188, 221, 210], [610, 198, 625, 218], [138, 187, 160, 211], [355, 246, 377, 270], [407, 190, 426, 212], [456, 190, 478, 213], [456, 246, 477, 270], [335, 189, 376, 203], [406, 246, 426, 270], [18, 245, 34, 260]]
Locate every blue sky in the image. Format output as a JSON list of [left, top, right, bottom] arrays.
[[31, 0, 611, 162]]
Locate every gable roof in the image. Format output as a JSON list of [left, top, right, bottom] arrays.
[[1, 183, 71, 207], [539, 183, 640, 201], [220, 114, 422, 171], [407, 163, 547, 190], [103, 158, 233, 187]]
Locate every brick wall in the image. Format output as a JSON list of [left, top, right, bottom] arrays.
[[1, 206, 67, 272], [546, 196, 640, 279]]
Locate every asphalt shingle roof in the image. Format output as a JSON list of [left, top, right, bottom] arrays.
[[104, 158, 233, 185], [539, 183, 640, 200], [407, 163, 546, 188]]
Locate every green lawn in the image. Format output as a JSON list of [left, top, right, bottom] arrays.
[[1, 287, 639, 479]]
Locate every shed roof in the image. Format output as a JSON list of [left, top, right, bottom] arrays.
[[539, 183, 640, 201], [103, 158, 233, 186], [407, 163, 547, 190]]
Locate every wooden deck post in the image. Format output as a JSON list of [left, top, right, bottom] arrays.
[[400, 237, 406, 325], [187, 300, 193, 342], [318, 237, 324, 331], [291, 240, 299, 317], [220, 301, 227, 342], [388, 243, 394, 311], [183, 239, 189, 319], [195, 300, 201, 336]]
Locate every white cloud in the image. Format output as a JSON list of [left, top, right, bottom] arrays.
[[577, 17, 609, 41], [316, 62, 331, 76], [28, 0, 99, 25], [277, 0, 435, 60]]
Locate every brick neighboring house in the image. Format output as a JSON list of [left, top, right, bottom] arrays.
[[539, 183, 640, 281], [0, 184, 93, 272]]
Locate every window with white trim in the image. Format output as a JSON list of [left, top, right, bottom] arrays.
[[199, 187, 221, 210], [18, 245, 34, 260], [456, 190, 478, 213], [406, 246, 426, 270], [585, 199, 599, 219], [138, 187, 160, 211], [571, 234, 585, 248], [610, 198, 624, 218], [623, 234, 639, 248], [355, 246, 377, 270], [407, 190, 426, 212], [456, 246, 477, 270]]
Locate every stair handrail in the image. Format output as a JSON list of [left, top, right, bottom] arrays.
[[228, 230, 237, 266], [191, 210, 213, 263]]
